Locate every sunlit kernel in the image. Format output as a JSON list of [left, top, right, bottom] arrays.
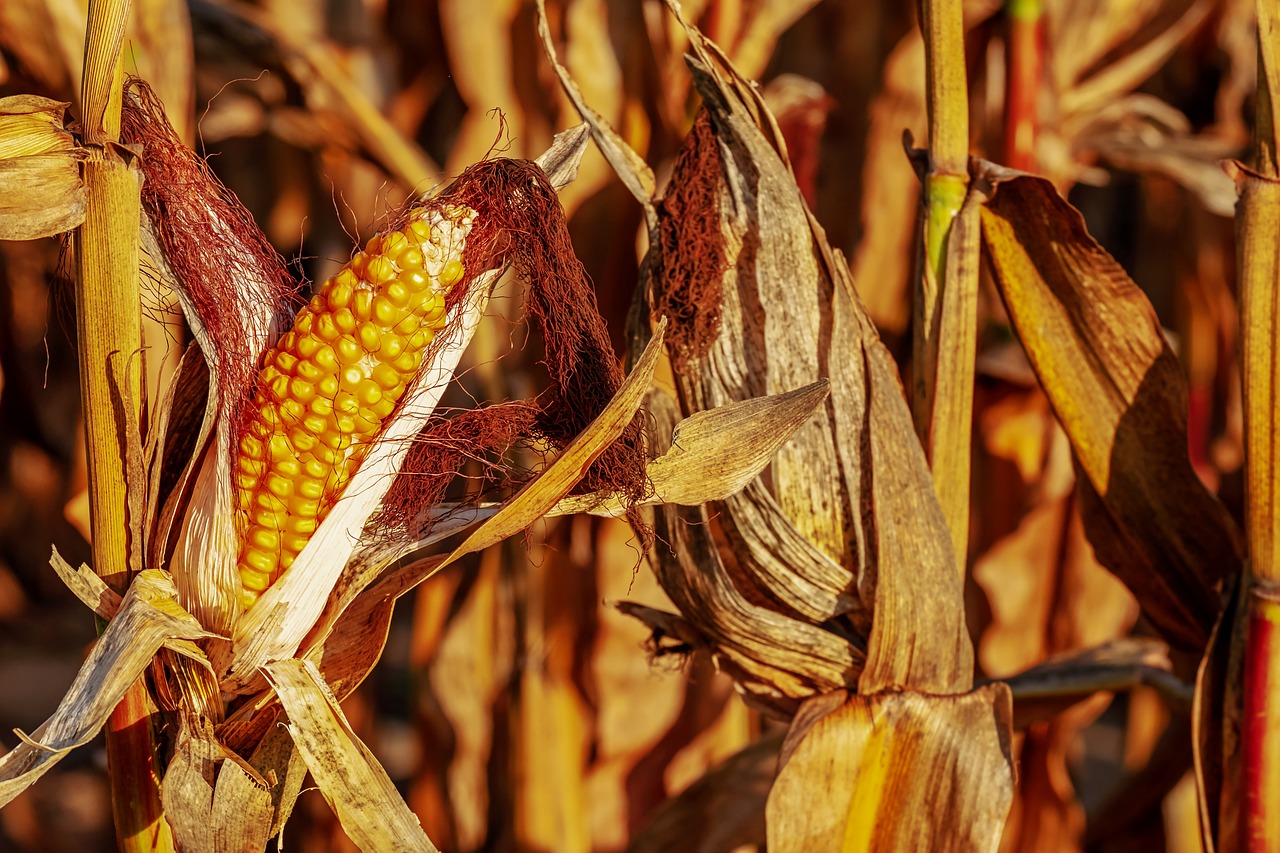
[[296, 334, 321, 359], [371, 363, 400, 390], [377, 335, 406, 362], [313, 344, 339, 373], [333, 308, 357, 335], [367, 255, 397, 283], [240, 562, 272, 590], [440, 260, 464, 287], [315, 314, 340, 341], [327, 281, 353, 312], [358, 323, 382, 352], [353, 290, 374, 322], [297, 479, 325, 500], [399, 247, 425, 271], [408, 219, 432, 243], [336, 336, 363, 366], [384, 281, 411, 308]]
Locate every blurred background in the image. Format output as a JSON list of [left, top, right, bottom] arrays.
[[0, 0, 1254, 850]]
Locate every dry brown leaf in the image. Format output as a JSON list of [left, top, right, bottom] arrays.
[[0, 96, 84, 239], [552, 379, 831, 517], [265, 658, 439, 853], [0, 570, 208, 807], [977, 164, 1241, 651], [765, 687, 1014, 852], [161, 712, 274, 853], [1002, 638, 1186, 729]]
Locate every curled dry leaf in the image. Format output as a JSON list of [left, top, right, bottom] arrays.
[[1001, 638, 1188, 729], [0, 570, 209, 807], [541, 0, 973, 708], [764, 686, 1014, 853], [0, 94, 85, 239], [551, 379, 832, 517], [976, 162, 1242, 651], [160, 712, 274, 853]]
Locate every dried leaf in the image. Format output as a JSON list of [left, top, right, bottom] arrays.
[[265, 658, 439, 853], [1002, 638, 1188, 728], [161, 712, 274, 853], [552, 380, 831, 517], [977, 163, 1241, 650], [765, 686, 1014, 852], [0, 96, 84, 239], [0, 570, 207, 806], [536, 0, 656, 206]]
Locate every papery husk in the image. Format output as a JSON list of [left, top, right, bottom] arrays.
[[548, 0, 969, 700], [121, 80, 296, 644], [765, 687, 1014, 852], [0, 570, 210, 807], [0, 95, 85, 239], [976, 162, 1242, 652], [265, 659, 440, 853], [160, 712, 274, 853]]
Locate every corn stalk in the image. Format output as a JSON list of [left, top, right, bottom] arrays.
[[914, 0, 979, 574], [1239, 3, 1280, 849], [76, 0, 172, 848], [1004, 0, 1041, 171]]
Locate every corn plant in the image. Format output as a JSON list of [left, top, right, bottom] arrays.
[[0, 0, 1276, 850]]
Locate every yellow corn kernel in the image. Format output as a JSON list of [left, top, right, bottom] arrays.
[[440, 260, 464, 287], [327, 280, 353, 311], [236, 201, 476, 606], [353, 289, 374, 322], [377, 335, 406, 362], [399, 248, 425, 271], [248, 527, 280, 551], [241, 566, 271, 592], [334, 308, 357, 334], [367, 255, 396, 283]]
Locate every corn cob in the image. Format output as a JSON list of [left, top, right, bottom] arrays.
[[235, 203, 476, 609]]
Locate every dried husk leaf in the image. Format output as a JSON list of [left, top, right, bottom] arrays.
[[161, 712, 274, 853], [0, 95, 84, 239], [0, 570, 208, 807], [670, 15, 970, 693], [265, 658, 439, 853], [1002, 638, 1187, 729], [976, 163, 1242, 651], [247, 716, 308, 840], [551, 379, 831, 517], [536, 0, 657, 207], [1051, 0, 1212, 117], [764, 686, 1014, 852]]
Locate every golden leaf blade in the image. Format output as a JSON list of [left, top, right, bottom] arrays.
[[765, 686, 1014, 853], [977, 163, 1241, 651], [0, 571, 207, 807], [551, 379, 830, 517], [265, 659, 439, 853]]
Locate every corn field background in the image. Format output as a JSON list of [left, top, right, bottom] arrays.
[[0, 0, 1268, 850]]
